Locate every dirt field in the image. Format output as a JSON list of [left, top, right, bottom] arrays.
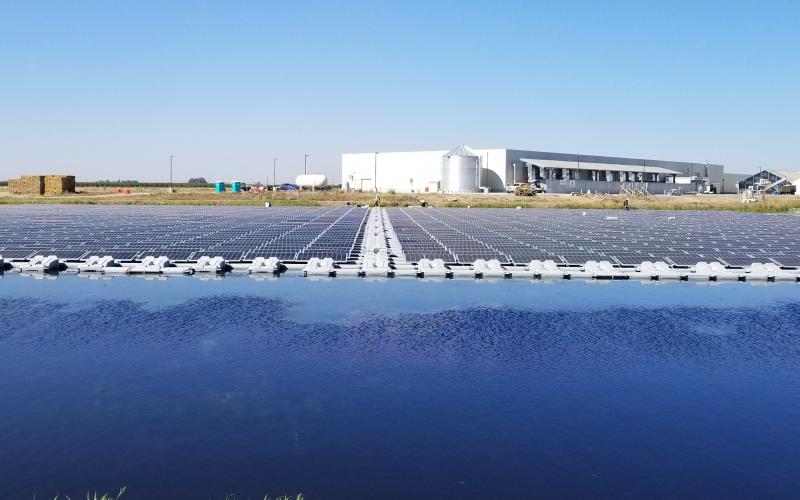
[[1, 185, 799, 213]]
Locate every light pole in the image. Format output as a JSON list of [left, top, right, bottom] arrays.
[[273, 158, 277, 187], [169, 155, 174, 192], [304, 154, 309, 174]]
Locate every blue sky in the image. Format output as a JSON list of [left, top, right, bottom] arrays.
[[1, 0, 797, 182]]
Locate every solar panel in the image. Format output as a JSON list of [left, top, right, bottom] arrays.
[[0, 205, 368, 263], [1, 205, 797, 268], [386, 207, 800, 267]]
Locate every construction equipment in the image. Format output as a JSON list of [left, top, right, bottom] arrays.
[[514, 183, 536, 196]]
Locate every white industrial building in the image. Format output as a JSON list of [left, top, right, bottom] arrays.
[[342, 146, 736, 194]]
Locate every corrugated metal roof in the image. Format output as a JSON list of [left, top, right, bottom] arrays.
[[773, 170, 800, 181], [520, 159, 680, 175], [578, 162, 681, 175], [443, 144, 478, 158]]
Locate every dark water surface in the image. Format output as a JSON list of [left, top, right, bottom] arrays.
[[1, 275, 799, 499]]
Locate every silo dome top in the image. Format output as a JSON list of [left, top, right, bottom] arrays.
[[443, 144, 478, 158]]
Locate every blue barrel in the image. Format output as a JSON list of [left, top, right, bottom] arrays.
[[231, 181, 241, 193], [215, 181, 226, 193]]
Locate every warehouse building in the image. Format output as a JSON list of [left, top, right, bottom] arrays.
[[342, 146, 731, 194], [737, 169, 800, 195]]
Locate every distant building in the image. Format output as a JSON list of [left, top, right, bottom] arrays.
[[737, 169, 800, 195], [342, 146, 729, 194]]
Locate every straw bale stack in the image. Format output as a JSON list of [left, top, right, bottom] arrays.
[[7, 174, 75, 195], [44, 175, 76, 195], [8, 175, 45, 195]]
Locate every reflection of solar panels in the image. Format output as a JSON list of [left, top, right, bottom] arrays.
[[387, 207, 800, 267], [0, 205, 368, 263]]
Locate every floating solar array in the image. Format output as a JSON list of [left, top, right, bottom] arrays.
[[0, 205, 368, 262], [2, 205, 799, 269], [388, 207, 800, 268]]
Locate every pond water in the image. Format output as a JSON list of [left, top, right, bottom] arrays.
[[1, 275, 799, 498]]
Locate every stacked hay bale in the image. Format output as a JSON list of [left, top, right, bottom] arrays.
[[8, 175, 45, 195], [7, 175, 76, 195], [44, 175, 76, 195]]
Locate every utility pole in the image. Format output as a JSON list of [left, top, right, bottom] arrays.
[[273, 158, 277, 187], [374, 152, 378, 192], [485, 151, 489, 190], [304, 154, 309, 175], [169, 155, 174, 192]]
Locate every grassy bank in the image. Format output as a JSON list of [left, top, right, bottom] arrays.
[[1, 186, 799, 212]]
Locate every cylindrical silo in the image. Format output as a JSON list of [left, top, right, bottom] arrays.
[[441, 145, 479, 193]]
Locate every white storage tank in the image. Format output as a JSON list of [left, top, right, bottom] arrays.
[[441, 145, 479, 193], [295, 174, 328, 189]]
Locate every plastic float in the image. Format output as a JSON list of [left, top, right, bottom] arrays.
[[16, 255, 60, 273], [5, 252, 799, 283], [745, 262, 798, 281], [334, 265, 362, 277], [361, 254, 392, 277], [519, 260, 565, 279], [76, 255, 127, 273], [635, 261, 679, 280], [416, 258, 449, 278], [571, 260, 624, 280], [471, 259, 509, 279], [129, 256, 192, 275], [248, 257, 280, 274], [303, 257, 335, 277], [690, 261, 741, 281], [192, 256, 227, 273]]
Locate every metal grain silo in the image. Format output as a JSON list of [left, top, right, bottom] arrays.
[[441, 145, 479, 193]]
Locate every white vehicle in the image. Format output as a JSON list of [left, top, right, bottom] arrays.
[[505, 182, 524, 193]]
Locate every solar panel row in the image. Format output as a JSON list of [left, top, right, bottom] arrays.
[[0, 205, 368, 262], [387, 207, 800, 268], [1, 205, 797, 268]]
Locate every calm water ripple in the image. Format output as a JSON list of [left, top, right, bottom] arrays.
[[0, 276, 798, 499]]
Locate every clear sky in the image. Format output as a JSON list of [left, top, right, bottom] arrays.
[[1, 0, 797, 182]]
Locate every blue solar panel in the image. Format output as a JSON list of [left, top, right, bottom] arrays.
[[0, 205, 368, 263], [2, 205, 797, 268], [387, 207, 800, 267]]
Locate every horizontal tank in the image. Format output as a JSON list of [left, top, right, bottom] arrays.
[[441, 145, 479, 194], [295, 174, 328, 189]]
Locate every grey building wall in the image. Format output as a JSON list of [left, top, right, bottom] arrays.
[[722, 173, 749, 193], [506, 149, 722, 180]]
